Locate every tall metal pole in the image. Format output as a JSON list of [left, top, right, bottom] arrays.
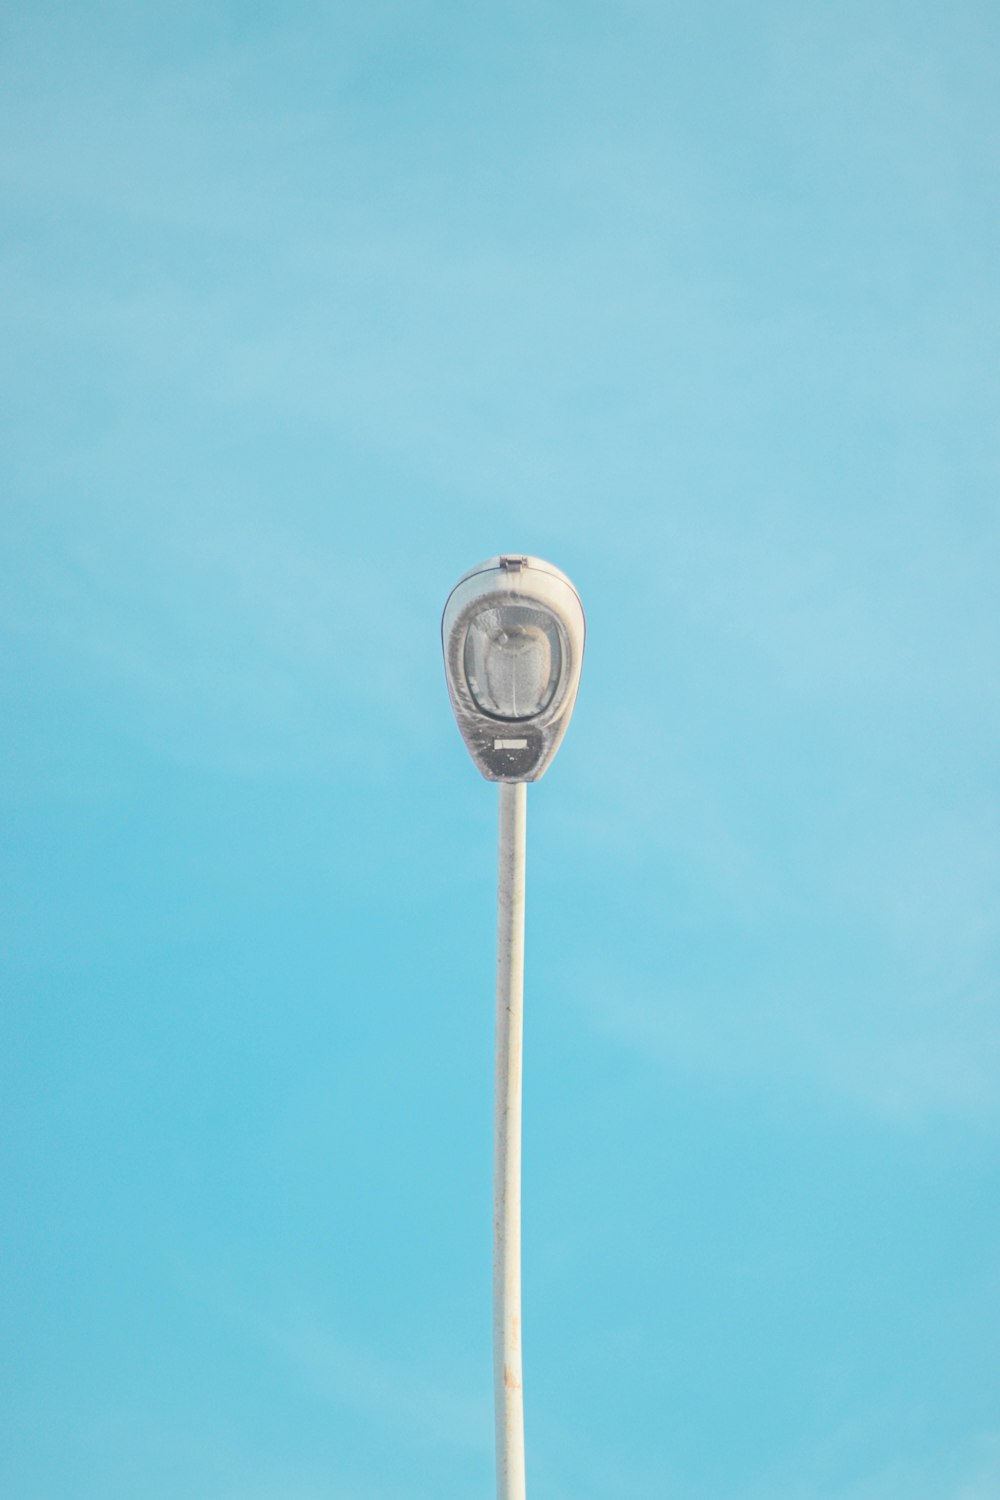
[[494, 779, 527, 1500]]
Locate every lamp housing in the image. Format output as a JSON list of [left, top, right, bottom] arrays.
[[442, 555, 585, 783]]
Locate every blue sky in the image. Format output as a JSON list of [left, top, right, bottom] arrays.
[[2, 2, 999, 1497]]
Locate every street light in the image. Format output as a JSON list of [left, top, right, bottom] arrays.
[[442, 555, 585, 1500]]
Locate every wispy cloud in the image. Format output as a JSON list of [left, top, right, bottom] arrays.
[[174, 1253, 491, 1459], [263, 1314, 491, 1456], [578, 954, 1000, 1125], [949, 1434, 1000, 1500], [1, 501, 442, 777]]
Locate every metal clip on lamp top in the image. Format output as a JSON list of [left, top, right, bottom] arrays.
[[441, 556, 585, 1500]]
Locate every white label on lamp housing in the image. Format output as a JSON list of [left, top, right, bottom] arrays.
[[494, 738, 528, 750]]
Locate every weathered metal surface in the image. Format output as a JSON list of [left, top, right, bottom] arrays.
[[494, 780, 527, 1500]]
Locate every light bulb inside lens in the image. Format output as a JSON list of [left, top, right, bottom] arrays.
[[464, 605, 562, 720]]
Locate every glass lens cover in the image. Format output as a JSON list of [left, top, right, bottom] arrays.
[[463, 604, 562, 720]]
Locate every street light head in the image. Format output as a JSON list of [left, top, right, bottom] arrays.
[[442, 555, 585, 782]]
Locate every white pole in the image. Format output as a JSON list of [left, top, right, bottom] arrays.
[[494, 779, 527, 1500]]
